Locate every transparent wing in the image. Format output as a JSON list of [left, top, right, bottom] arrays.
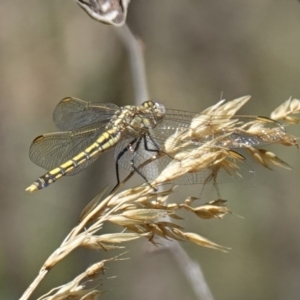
[[53, 97, 119, 131], [29, 122, 107, 175], [157, 109, 286, 148], [114, 110, 285, 184], [114, 137, 254, 185]]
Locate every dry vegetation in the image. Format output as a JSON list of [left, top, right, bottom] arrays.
[[20, 96, 300, 300], [19, 1, 300, 300]]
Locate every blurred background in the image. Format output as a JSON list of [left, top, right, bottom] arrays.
[[1, 0, 300, 299]]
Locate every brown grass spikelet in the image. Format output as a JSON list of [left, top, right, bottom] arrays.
[[37, 264, 103, 300], [82, 233, 146, 250], [181, 199, 231, 220], [197, 95, 251, 118], [121, 208, 173, 221], [247, 147, 292, 170], [172, 229, 230, 252], [271, 97, 300, 123], [38, 254, 127, 300]]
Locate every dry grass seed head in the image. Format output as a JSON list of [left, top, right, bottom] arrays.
[[271, 97, 300, 123], [172, 229, 230, 252], [247, 147, 292, 170], [199, 96, 251, 117], [82, 233, 146, 250], [180, 202, 230, 220]]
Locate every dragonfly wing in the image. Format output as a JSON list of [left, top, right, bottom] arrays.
[[29, 122, 107, 175], [114, 136, 255, 184], [162, 109, 286, 148], [53, 97, 118, 131]]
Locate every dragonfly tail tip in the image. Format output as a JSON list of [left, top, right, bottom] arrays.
[[25, 184, 38, 193]]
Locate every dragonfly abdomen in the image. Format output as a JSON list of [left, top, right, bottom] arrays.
[[26, 128, 121, 192]]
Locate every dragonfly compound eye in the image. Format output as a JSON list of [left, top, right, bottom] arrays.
[[153, 101, 166, 119]]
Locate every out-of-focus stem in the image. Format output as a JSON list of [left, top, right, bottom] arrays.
[[116, 25, 149, 105], [167, 240, 215, 300]]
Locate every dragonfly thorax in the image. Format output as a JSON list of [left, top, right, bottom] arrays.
[[106, 101, 166, 138]]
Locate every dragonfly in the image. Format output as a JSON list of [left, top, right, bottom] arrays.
[[26, 97, 286, 192]]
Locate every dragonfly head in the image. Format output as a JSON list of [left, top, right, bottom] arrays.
[[153, 101, 166, 118], [141, 100, 166, 126], [144, 100, 166, 120]]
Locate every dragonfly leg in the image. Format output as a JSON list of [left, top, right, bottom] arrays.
[[113, 136, 158, 192], [131, 137, 157, 192], [114, 138, 138, 187], [144, 134, 176, 165], [143, 134, 160, 153]]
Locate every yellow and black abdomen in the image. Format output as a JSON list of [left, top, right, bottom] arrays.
[[26, 128, 121, 192]]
